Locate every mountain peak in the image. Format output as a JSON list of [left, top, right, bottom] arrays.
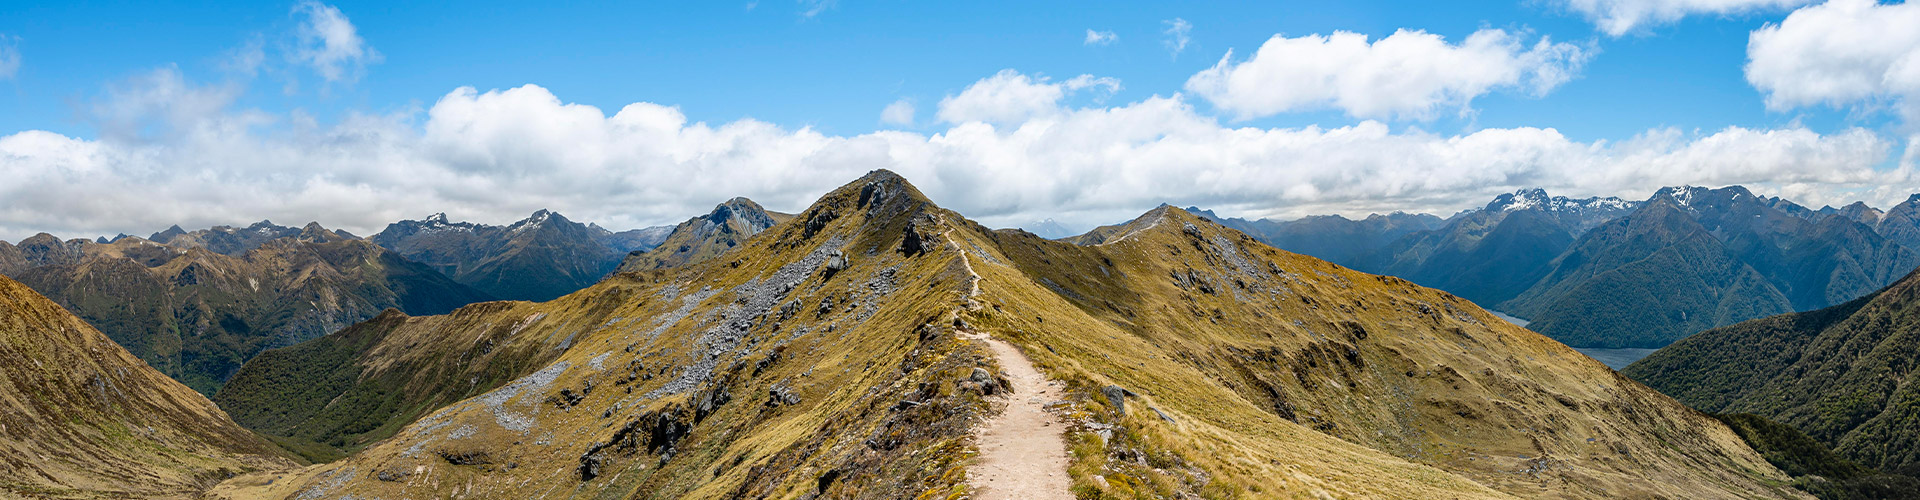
[[426, 212, 450, 224], [1183, 206, 1223, 220], [150, 224, 188, 243], [1487, 188, 1551, 212], [296, 221, 348, 243]]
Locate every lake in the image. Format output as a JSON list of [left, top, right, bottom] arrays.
[[1482, 309, 1657, 369]]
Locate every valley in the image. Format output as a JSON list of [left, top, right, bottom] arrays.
[[8, 3, 1918, 498]]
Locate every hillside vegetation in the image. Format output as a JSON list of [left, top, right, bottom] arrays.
[[0, 275, 295, 498], [213, 171, 1802, 499], [1626, 267, 1920, 474], [0, 225, 492, 395]]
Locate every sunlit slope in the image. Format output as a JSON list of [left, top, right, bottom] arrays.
[[964, 205, 1798, 499], [214, 171, 1801, 499], [0, 275, 294, 498]]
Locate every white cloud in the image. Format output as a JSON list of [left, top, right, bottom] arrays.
[[1085, 29, 1118, 46], [0, 70, 1902, 241], [1162, 18, 1192, 57], [799, 0, 836, 18], [0, 34, 20, 80], [290, 1, 380, 84], [880, 99, 915, 126], [222, 36, 266, 77], [935, 70, 1119, 126], [1186, 29, 1590, 120], [1747, 0, 1920, 123], [1556, 0, 1815, 36]]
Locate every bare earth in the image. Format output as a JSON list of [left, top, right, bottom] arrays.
[[963, 330, 1074, 500]]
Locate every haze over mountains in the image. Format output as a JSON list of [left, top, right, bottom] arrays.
[[371, 210, 666, 302], [1193, 185, 1920, 351]]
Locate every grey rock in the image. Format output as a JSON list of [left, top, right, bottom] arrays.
[[1101, 385, 1136, 416]]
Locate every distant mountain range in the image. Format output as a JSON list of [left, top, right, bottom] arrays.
[[1506, 186, 1917, 348], [1186, 208, 1444, 269], [0, 223, 494, 395], [1191, 186, 1920, 349], [371, 210, 673, 302], [1015, 218, 1079, 239]]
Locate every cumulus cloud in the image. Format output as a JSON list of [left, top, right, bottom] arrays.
[[1085, 29, 1118, 46], [0, 34, 19, 80], [290, 1, 380, 84], [1747, 0, 1920, 123], [1557, 0, 1815, 36], [1162, 18, 1192, 57], [935, 70, 1120, 126], [1186, 29, 1590, 120], [0, 70, 1902, 241], [880, 99, 915, 126]]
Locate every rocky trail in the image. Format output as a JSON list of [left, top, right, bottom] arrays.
[[947, 230, 1073, 499], [961, 329, 1073, 500]]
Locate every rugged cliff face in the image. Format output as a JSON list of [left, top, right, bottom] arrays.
[[616, 197, 792, 272], [213, 171, 1802, 499], [0, 275, 295, 498]]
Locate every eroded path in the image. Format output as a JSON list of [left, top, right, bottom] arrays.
[[960, 330, 1073, 500], [946, 230, 1072, 499]]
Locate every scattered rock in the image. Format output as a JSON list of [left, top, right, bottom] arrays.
[[824, 250, 850, 278], [1102, 385, 1137, 416]]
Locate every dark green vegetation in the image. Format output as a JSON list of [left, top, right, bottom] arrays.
[[1715, 413, 1920, 500], [1626, 268, 1920, 475], [373, 210, 668, 302], [0, 274, 294, 497], [616, 197, 791, 272], [213, 303, 565, 461], [0, 224, 493, 396]]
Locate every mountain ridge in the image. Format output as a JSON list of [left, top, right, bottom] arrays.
[[0, 274, 296, 497], [212, 171, 1803, 499]]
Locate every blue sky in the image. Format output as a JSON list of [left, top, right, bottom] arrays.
[[1, 1, 1855, 139], [0, 0, 1916, 239]]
